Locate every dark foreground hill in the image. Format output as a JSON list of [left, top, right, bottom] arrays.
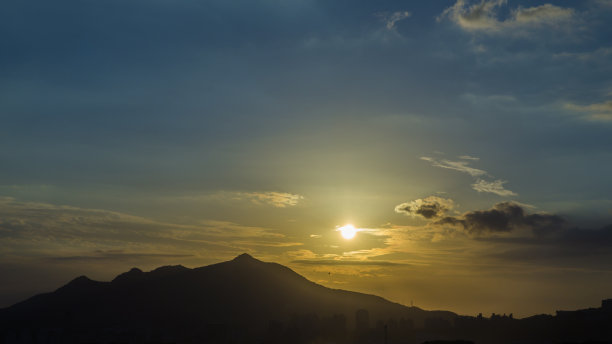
[[2, 254, 612, 344], [0, 254, 453, 343]]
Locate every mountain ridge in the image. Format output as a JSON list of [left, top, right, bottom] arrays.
[[2, 254, 612, 343], [1, 253, 451, 327]]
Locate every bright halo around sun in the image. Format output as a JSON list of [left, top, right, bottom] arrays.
[[338, 224, 357, 240]]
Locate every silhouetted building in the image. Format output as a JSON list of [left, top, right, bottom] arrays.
[[321, 314, 347, 342], [399, 317, 414, 331], [355, 309, 369, 331], [602, 298, 612, 311], [425, 317, 451, 331]]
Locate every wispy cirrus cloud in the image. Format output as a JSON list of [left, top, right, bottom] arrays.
[[242, 191, 304, 208], [420, 156, 517, 196], [565, 100, 612, 121], [48, 251, 193, 262], [596, 0, 612, 8], [420, 156, 486, 177], [160, 191, 304, 208], [377, 11, 412, 30], [439, 0, 576, 34], [458, 155, 480, 161], [554, 47, 612, 61], [0, 197, 296, 261], [472, 179, 517, 196], [292, 259, 406, 266]]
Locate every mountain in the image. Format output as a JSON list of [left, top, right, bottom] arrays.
[[0, 254, 454, 343], [2, 254, 612, 344]]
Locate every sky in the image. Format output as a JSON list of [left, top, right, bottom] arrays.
[[1, 0, 612, 317]]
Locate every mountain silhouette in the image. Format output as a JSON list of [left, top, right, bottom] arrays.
[[0, 254, 454, 343], [3, 254, 611, 344]]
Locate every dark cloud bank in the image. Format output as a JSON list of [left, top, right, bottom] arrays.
[[434, 201, 612, 264], [437, 202, 566, 235]]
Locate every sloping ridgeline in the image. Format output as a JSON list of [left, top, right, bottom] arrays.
[[3, 254, 611, 343], [0, 254, 454, 343]]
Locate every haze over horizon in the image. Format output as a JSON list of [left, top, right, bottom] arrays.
[[1, 0, 612, 318]]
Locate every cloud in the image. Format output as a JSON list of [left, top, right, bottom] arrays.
[[512, 4, 575, 25], [232, 241, 303, 248], [487, 224, 612, 250], [461, 93, 517, 106], [48, 251, 193, 262], [292, 259, 406, 266], [596, 0, 612, 8], [0, 197, 294, 261], [435, 202, 566, 235], [420, 156, 487, 177], [554, 47, 612, 61], [439, 0, 506, 31], [478, 224, 612, 270], [556, 224, 612, 251], [565, 100, 612, 121], [242, 191, 304, 207], [378, 11, 412, 30], [394, 196, 454, 219], [472, 179, 517, 196], [421, 156, 517, 197], [439, 0, 575, 34], [165, 191, 304, 208]]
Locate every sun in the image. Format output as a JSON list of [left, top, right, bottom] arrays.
[[338, 224, 357, 240]]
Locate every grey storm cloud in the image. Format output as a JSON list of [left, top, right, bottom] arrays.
[[436, 202, 565, 235], [394, 196, 454, 219]]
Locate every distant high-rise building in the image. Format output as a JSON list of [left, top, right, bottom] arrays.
[[602, 299, 612, 311], [355, 309, 369, 331]]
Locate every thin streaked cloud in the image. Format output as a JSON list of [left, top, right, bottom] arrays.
[[420, 156, 517, 197], [565, 100, 612, 121]]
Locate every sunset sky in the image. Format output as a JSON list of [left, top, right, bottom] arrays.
[[2, 0, 612, 317]]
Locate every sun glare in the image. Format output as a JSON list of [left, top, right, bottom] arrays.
[[338, 224, 357, 240]]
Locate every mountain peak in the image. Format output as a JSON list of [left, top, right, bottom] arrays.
[[150, 265, 188, 275], [112, 267, 144, 283], [68, 275, 92, 285], [58, 275, 98, 292], [232, 253, 258, 262]]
